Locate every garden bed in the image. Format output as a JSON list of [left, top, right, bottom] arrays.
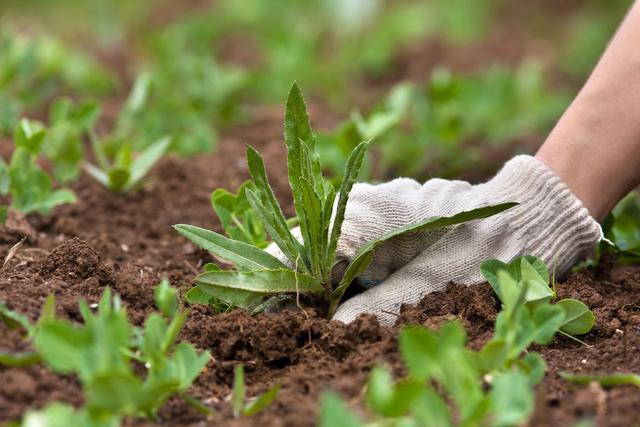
[[1, 109, 639, 426]]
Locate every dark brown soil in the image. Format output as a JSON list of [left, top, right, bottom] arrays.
[[2, 2, 639, 425], [2, 111, 638, 427], [2, 107, 640, 426]]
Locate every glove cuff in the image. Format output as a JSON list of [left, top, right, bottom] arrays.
[[485, 155, 602, 275]]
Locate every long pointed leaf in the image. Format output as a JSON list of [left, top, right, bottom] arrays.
[[126, 137, 171, 190], [326, 141, 368, 270], [173, 224, 287, 270], [299, 177, 323, 278], [284, 83, 322, 197], [243, 383, 281, 416], [196, 269, 324, 295], [246, 146, 306, 269], [245, 188, 309, 274]]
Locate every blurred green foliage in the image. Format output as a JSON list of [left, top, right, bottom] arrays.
[[319, 63, 569, 181], [0, 0, 628, 165], [0, 27, 113, 135]]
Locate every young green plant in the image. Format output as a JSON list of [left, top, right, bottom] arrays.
[[10, 280, 210, 426], [211, 181, 270, 249], [80, 76, 170, 192], [319, 255, 590, 427], [174, 82, 515, 318], [480, 255, 595, 336], [231, 364, 281, 418], [0, 119, 77, 223]]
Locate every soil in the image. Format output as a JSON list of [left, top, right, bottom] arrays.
[[2, 1, 639, 426], [2, 113, 640, 426]]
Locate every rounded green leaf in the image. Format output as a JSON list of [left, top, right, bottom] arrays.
[[556, 299, 595, 335]]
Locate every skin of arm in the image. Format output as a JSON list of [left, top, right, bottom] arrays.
[[536, 0, 640, 222]]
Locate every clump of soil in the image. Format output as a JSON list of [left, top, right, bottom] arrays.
[[39, 237, 115, 286]]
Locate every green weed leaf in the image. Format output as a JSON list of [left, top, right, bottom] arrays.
[[154, 278, 178, 318], [195, 269, 324, 295], [556, 299, 595, 335], [232, 365, 246, 418], [0, 351, 41, 367], [490, 370, 534, 425], [318, 392, 364, 427], [173, 224, 287, 271], [243, 383, 281, 417]]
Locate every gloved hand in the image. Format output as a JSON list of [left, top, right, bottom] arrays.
[[272, 156, 602, 326]]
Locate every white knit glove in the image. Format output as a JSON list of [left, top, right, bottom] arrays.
[[330, 155, 602, 325], [268, 155, 602, 325]]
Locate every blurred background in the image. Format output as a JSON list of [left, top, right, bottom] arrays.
[[0, 0, 632, 181]]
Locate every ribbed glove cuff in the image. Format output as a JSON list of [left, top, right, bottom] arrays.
[[484, 155, 602, 274]]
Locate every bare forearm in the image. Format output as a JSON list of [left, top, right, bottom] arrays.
[[536, 0, 640, 221]]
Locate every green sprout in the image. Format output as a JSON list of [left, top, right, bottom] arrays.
[[231, 365, 281, 418], [481, 256, 595, 336], [174, 83, 515, 317], [82, 74, 171, 193], [8, 281, 210, 427], [319, 255, 596, 426], [0, 119, 76, 222], [211, 182, 270, 249]]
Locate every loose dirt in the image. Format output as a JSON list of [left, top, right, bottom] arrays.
[[1, 115, 639, 425], [2, 1, 639, 424]]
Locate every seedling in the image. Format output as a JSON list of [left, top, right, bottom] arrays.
[[0, 119, 77, 222], [174, 83, 515, 317], [211, 182, 270, 249], [45, 97, 100, 184], [604, 191, 640, 264], [319, 256, 587, 426], [11, 281, 210, 426], [320, 322, 537, 427], [480, 256, 595, 336], [231, 365, 281, 418], [320, 64, 568, 180], [0, 301, 39, 368], [81, 74, 171, 193]]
